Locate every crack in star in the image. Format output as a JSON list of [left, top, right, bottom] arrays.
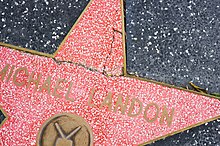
[[101, 8, 123, 76], [52, 58, 99, 73], [0, 44, 124, 77], [102, 27, 123, 76], [52, 57, 124, 78], [102, 28, 116, 75]]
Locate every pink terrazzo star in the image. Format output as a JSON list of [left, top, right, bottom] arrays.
[[0, 0, 220, 145], [0, 46, 219, 145], [54, 0, 124, 76]]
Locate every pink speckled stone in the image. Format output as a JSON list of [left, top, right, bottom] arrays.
[[54, 0, 124, 76], [0, 46, 219, 145]]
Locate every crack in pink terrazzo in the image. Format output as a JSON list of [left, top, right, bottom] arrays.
[[54, 0, 124, 76], [103, 28, 123, 75], [0, 46, 220, 145]]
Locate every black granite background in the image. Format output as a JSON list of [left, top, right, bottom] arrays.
[[126, 0, 220, 145], [148, 120, 220, 146], [0, 0, 90, 54], [126, 0, 220, 94]]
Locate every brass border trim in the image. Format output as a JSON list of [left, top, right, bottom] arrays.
[[126, 74, 220, 100], [0, 42, 54, 58], [121, 1, 220, 101], [53, 0, 93, 56], [121, 2, 220, 145], [0, 0, 217, 101], [139, 115, 220, 146], [121, 0, 127, 76], [0, 0, 93, 58]]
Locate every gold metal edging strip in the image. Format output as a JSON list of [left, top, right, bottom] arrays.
[[121, 0, 127, 76], [0, 42, 54, 58], [120, 0, 219, 101], [139, 115, 220, 146], [125, 74, 220, 100], [120, 2, 220, 144], [120, 0, 209, 102], [53, 0, 93, 57], [0, 0, 219, 101], [0, 0, 93, 59]]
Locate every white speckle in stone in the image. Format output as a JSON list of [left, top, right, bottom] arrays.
[[133, 38, 137, 40], [44, 0, 49, 5], [2, 18, 6, 22], [15, 1, 19, 5], [156, 49, 160, 53]]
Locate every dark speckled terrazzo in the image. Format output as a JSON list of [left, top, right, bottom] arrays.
[[126, 0, 220, 93], [126, 0, 220, 146], [0, 0, 90, 54], [147, 120, 220, 146]]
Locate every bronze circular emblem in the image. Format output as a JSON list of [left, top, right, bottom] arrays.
[[37, 113, 93, 146]]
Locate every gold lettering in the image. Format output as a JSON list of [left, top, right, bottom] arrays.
[[144, 103, 159, 123], [127, 98, 143, 117], [65, 82, 74, 102], [88, 88, 96, 107], [53, 78, 66, 98], [27, 71, 42, 92], [0, 64, 9, 82], [160, 106, 175, 127], [6, 65, 15, 82], [39, 76, 51, 95], [100, 92, 112, 111], [113, 94, 129, 115], [13, 67, 29, 87]]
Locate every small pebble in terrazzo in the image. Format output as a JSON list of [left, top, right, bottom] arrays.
[[0, 0, 90, 54]]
